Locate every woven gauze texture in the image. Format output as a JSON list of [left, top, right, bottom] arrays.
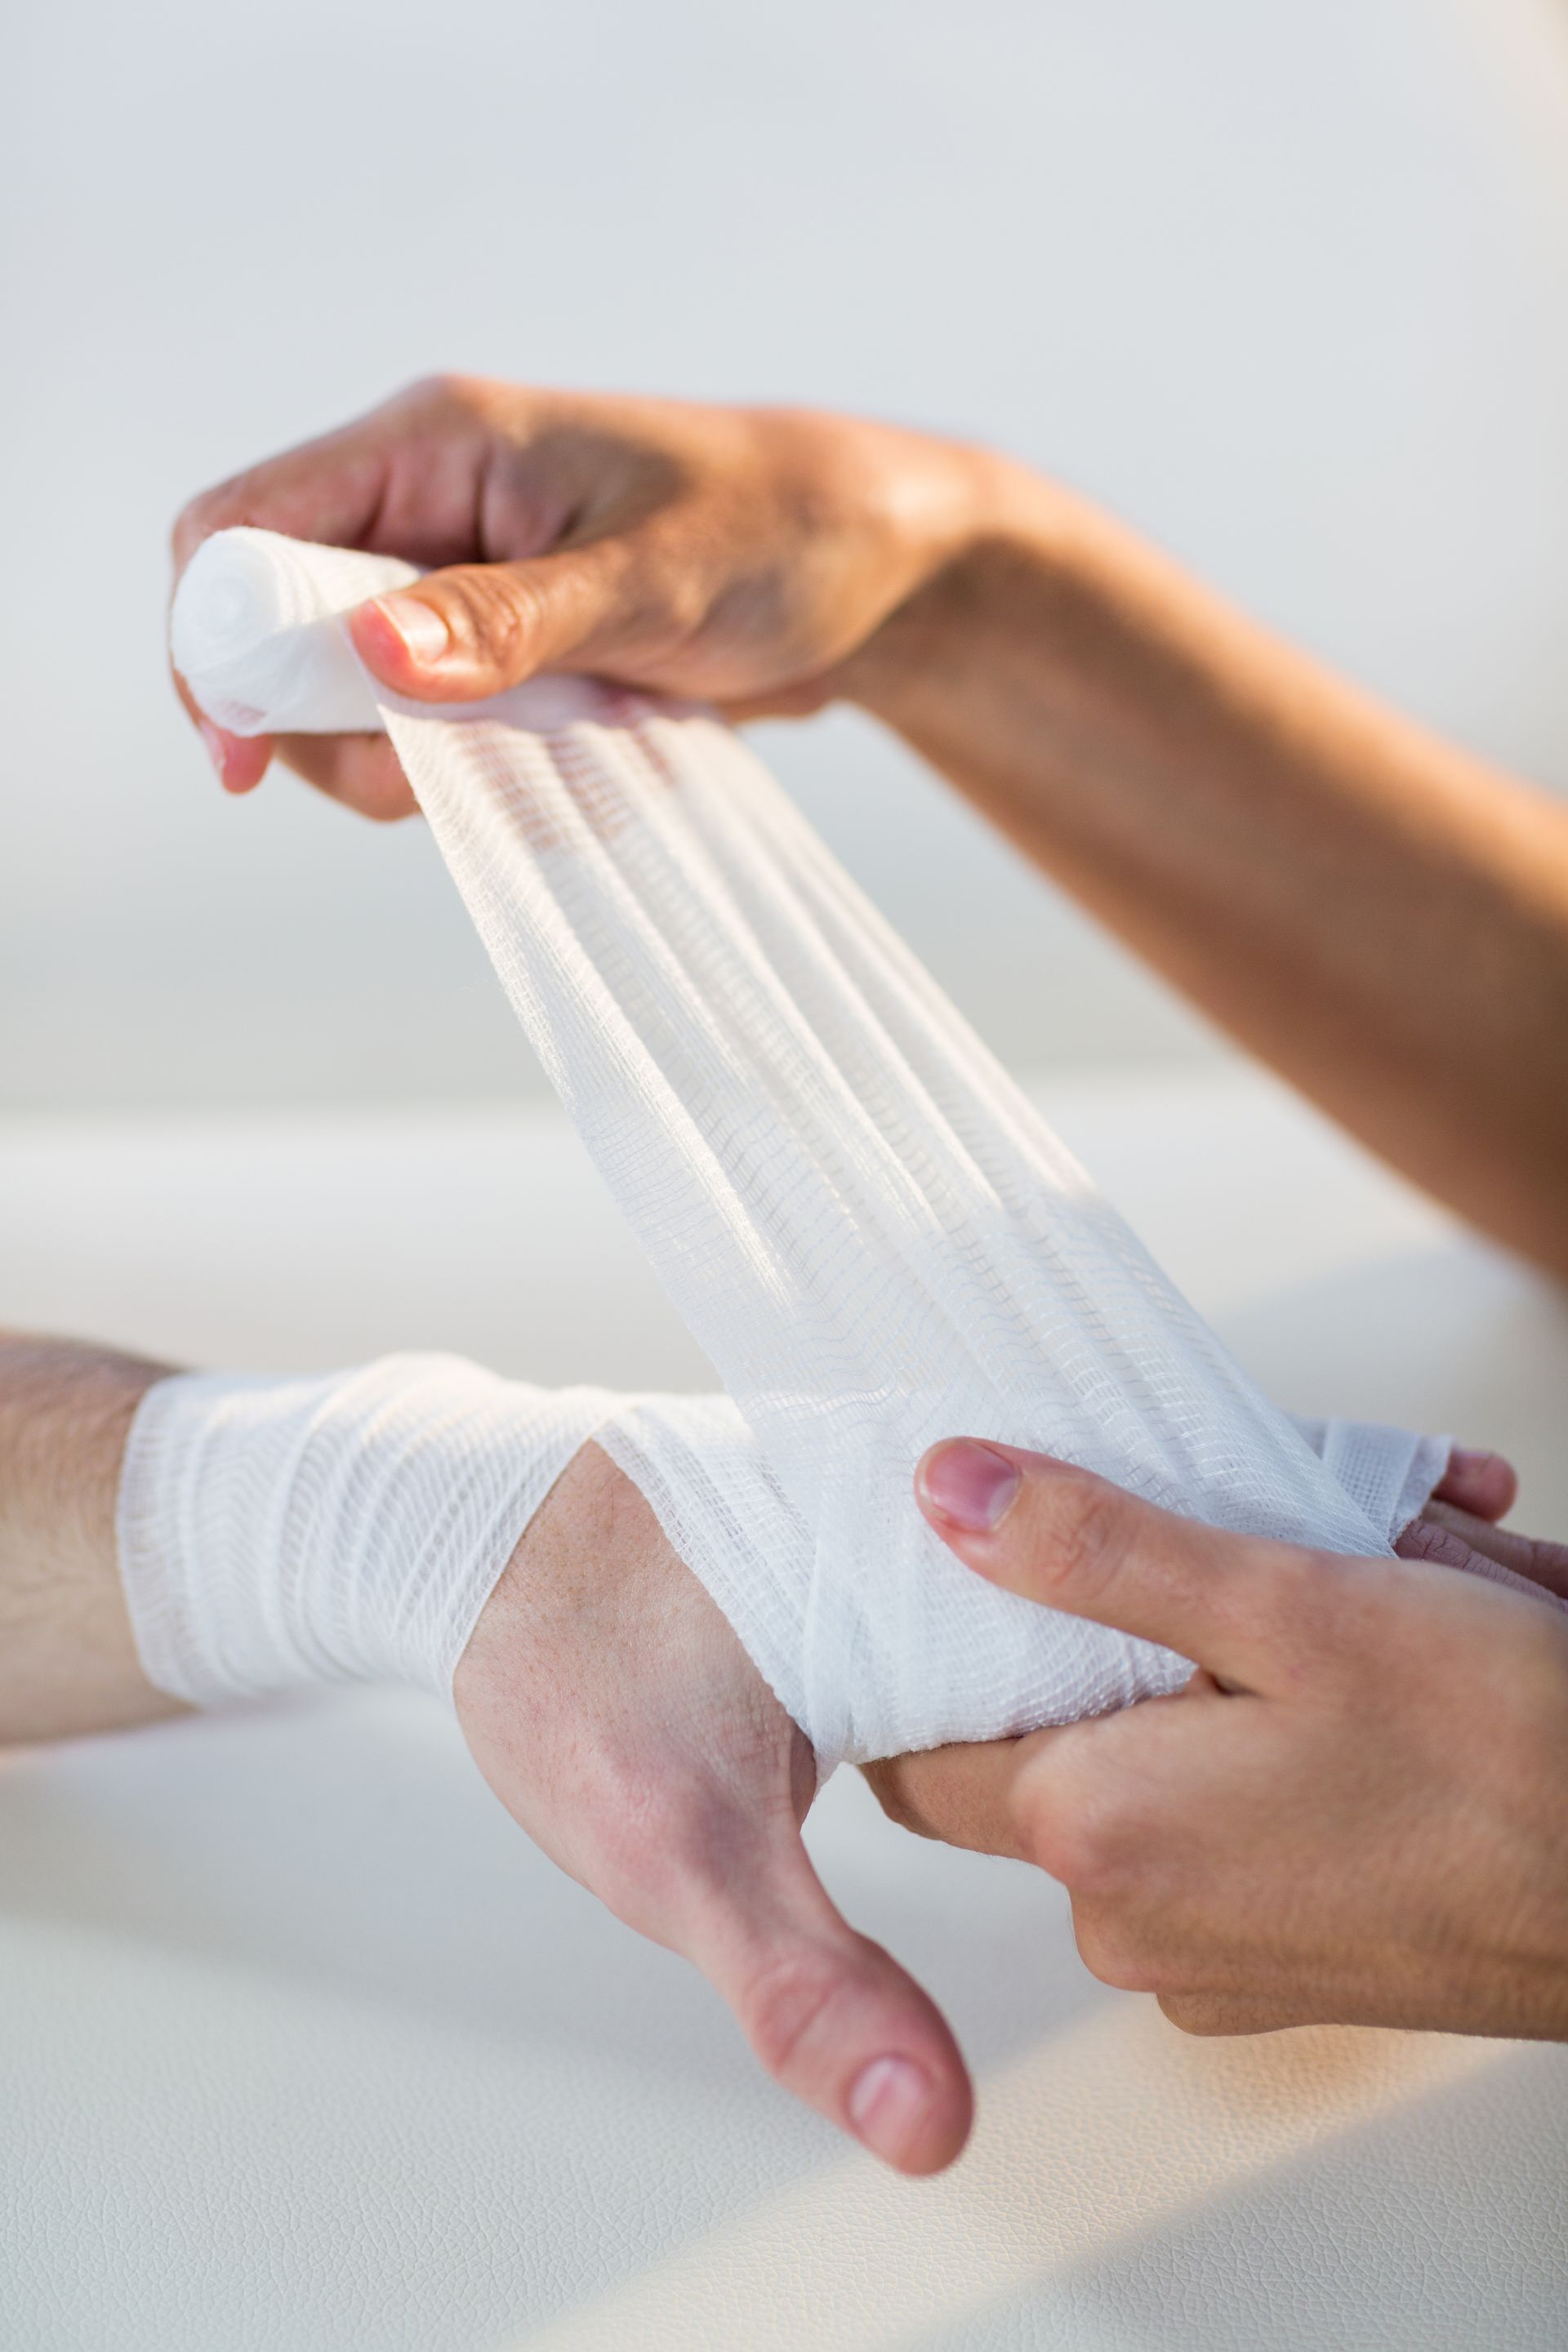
[[172, 529, 1446, 1763]]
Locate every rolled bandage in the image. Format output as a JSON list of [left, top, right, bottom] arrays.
[[164, 532, 1450, 1765], [172, 530, 419, 736]]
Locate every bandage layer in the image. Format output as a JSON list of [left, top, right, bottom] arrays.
[[169, 531, 1447, 1762], [117, 1356, 619, 1701], [116, 1356, 1441, 1722]]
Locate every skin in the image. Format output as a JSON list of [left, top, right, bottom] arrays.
[[866, 1441, 1568, 2041], [0, 1334, 968, 2173], [0, 1333, 1544, 2154], [172, 378, 1568, 1272], [6, 379, 1544, 2147]]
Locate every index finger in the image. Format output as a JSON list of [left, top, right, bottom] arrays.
[[862, 1735, 1036, 1860], [171, 405, 406, 579]]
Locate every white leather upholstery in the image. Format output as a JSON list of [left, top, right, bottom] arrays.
[[3, 1067, 1566, 2349]]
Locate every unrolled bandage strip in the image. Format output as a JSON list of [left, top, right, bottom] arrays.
[[157, 528, 1448, 1766]]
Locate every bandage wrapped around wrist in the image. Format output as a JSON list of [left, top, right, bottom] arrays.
[[154, 529, 1450, 1764], [117, 1355, 1436, 1719]]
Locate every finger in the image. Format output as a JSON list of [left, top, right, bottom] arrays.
[[1432, 1446, 1517, 1523], [269, 733, 421, 822], [168, 381, 482, 578], [347, 541, 649, 704], [1158, 1990, 1312, 2037], [1397, 1502, 1568, 1607], [176, 626, 415, 818], [862, 1738, 1033, 1859], [172, 666, 272, 794], [915, 1440, 1335, 1690], [198, 719, 270, 795], [172, 425, 390, 574], [684, 1831, 972, 2175]]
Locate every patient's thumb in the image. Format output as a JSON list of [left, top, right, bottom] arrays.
[[348, 548, 629, 702], [686, 1834, 973, 2176]]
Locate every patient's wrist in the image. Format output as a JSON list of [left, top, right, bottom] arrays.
[[115, 1356, 618, 1708]]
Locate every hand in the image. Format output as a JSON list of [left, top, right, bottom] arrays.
[[866, 1439, 1568, 2041], [453, 1440, 971, 2172], [0, 1335, 969, 2171], [171, 380, 1000, 818]]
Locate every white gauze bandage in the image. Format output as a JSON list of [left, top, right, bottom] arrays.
[[117, 1356, 621, 1702], [164, 528, 1448, 1764]]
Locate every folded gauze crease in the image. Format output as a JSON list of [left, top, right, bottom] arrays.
[[167, 528, 1448, 1766]]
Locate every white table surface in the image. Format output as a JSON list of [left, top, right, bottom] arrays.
[[2, 1065, 1566, 2350]]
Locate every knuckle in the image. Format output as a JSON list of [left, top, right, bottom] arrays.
[[1035, 1472, 1136, 1606], [395, 370, 487, 419], [1051, 1814, 1121, 1897], [443, 567, 542, 669], [1013, 1762, 1126, 1895], [1249, 1548, 1341, 1677], [740, 1947, 848, 2082], [1072, 1904, 1158, 1993]]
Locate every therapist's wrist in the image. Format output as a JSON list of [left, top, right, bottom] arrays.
[[838, 455, 1102, 734]]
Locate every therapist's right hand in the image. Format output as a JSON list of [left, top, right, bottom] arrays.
[[171, 378, 1001, 817], [867, 1444, 1568, 2044]]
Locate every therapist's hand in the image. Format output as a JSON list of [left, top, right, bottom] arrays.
[[866, 1441, 1568, 2042], [171, 379, 998, 816]]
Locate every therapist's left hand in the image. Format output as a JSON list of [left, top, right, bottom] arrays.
[[866, 1441, 1568, 2041]]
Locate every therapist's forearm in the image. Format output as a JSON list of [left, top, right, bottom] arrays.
[[847, 470, 1568, 1275]]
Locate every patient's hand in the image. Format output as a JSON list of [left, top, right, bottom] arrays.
[[171, 379, 996, 815], [866, 1440, 1568, 2042], [455, 1441, 970, 2171], [0, 1338, 969, 2172]]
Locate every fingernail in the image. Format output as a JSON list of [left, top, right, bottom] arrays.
[[1448, 1447, 1498, 1480], [849, 2056, 932, 2165], [369, 593, 451, 669], [918, 1440, 1020, 1533]]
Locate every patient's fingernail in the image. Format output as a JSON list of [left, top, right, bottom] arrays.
[[918, 1440, 1020, 1532], [849, 2056, 931, 2165], [368, 593, 451, 670]]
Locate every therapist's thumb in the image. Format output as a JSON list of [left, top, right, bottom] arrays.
[[915, 1439, 1321, 1692], [348, 545, 639, 702]]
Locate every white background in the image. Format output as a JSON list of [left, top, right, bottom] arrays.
[[6, 0, 1568, 1113]]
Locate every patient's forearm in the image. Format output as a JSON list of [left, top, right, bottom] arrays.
[[850, 473, 1568, 1275], [0, 1334, 180, 1740]]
